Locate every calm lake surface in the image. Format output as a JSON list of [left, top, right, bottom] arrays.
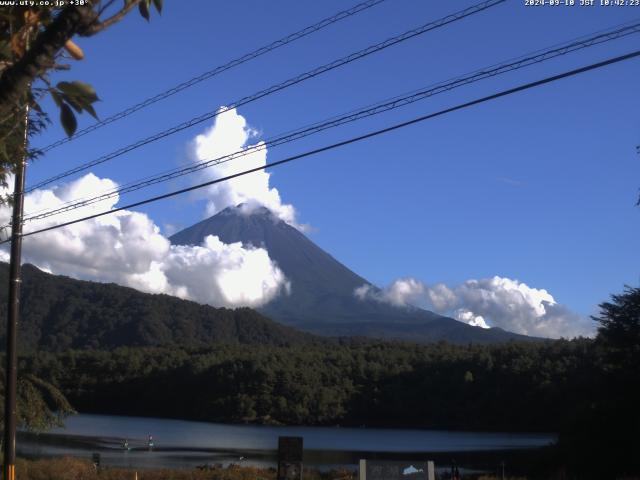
[[18, 414, 556, 470]]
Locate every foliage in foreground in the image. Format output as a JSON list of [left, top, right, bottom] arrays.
[[557, 286, 640, 478], [0, 0, 161, 192], [0, 367, 74, 432]]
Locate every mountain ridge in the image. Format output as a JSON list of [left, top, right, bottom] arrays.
[[170, 204, 535, 344], [0, 262, 320, 352]]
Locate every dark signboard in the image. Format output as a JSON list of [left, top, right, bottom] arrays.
[[277, 436, 303, 480]]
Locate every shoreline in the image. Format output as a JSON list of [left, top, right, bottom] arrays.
[[42, 411, 559, 439], [18, 429, 554, 475]]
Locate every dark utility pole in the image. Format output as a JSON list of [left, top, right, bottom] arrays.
[[3, 102, 29, 480]]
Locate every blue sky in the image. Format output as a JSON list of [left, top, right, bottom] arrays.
[[20, 0, 640, 326]]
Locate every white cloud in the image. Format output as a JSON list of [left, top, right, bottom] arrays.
[[190, 107, 304, 229], [355, 275, 594, 339], [0, 173, 289, 308], [355, 278, 425, 307], [162, 235, 290, 307], [426, 283, 457, 311], [454, 309, 489, 329]]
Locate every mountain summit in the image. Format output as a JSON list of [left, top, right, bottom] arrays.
[[170, 205, 532, 343]]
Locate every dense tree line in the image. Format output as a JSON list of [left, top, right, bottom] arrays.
[[22, 339, 594, 432]]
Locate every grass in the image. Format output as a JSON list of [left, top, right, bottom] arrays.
[[15, 457, 357, 480]]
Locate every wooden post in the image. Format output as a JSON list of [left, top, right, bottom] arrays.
[[3, 102, 29, 480]]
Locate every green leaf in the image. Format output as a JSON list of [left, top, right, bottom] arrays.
[[55, 81, 100, 121], [60, 103, 77, 137], [139, 0, 151, 21], [60, 93, 83, 113], [50, 90, 62, 108], [31, 100, 44, 114], [152, 0, 162, 13], [83, 103, 99, 120], [57, 81, 99, 103], [27, 91, 44, 114]]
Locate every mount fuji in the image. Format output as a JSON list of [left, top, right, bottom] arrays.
[[170, 205, 532, 344]]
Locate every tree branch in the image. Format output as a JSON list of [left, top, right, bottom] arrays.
[[97, 0, 118, 16], [82, 0, 142, 37], [0, 5, 97, 120]]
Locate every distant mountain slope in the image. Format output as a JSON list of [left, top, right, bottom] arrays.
[[0, 263, 318, 352], [170, 205, 435, 325], [304, 318, 530, 344], [170, 205, 533, 344]]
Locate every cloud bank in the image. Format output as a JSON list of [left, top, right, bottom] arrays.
[[190, 107, 303, 228], [0, 173, 289, 308], [356, 276, 594, 339]]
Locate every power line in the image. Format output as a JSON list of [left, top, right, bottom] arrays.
[[36, 0, 388, 154], [25, 0, 506, 193], [15, 20, 640, 225], [4, 48, 638, 245]]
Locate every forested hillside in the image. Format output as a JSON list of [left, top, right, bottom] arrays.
[[0, 263, 319, 350]]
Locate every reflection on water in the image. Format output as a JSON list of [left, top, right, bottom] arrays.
[[18, 414, 556, 470]]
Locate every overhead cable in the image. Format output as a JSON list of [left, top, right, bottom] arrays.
[[3, 48, 638, 244], [26, 0, 506, 193], [16, 20, 640, 225], [37, 0, 388, 153]]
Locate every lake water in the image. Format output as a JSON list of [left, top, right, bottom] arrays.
[[18, 414, 556, 470]]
